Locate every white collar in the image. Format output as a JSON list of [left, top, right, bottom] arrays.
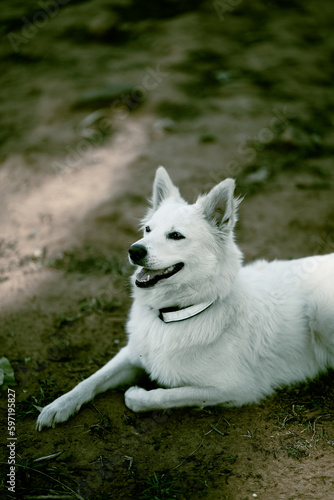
[[159, 300, 215, 323]]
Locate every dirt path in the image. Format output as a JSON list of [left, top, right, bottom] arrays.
[[1, 1, 334, 499], [0, 119, 149, 311]]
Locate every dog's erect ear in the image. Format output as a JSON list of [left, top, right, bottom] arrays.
[[197, 179, 239, 229], [152, 166, 181, 210]]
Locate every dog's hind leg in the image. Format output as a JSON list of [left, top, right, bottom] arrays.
[[36, 347, 142, 430], [125, 385, 237, 412], [306, 255, 334, 362]]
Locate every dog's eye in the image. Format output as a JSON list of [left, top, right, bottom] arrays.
[[145, 226, 151, 233], [167, 231, 185, 240]]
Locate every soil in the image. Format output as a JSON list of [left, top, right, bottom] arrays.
[[1, 1, 334, 499]]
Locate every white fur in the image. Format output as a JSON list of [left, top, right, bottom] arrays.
[[36, 167, 334, 429]]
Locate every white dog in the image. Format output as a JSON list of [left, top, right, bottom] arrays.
[[37, 167, 334, 430]]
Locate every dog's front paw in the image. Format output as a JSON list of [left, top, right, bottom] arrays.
[[125, 386, 151, 412], [36, 393, 82, 431]]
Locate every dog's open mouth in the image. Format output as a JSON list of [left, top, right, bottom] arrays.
[[135, 262, 184, 288]]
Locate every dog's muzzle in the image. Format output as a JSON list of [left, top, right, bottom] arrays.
[[129, 244, 184, 288]]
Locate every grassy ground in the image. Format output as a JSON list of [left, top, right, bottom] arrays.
[[1, 0, 334, 498]]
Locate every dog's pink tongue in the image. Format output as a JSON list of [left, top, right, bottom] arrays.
[[136, 268, 160, 283]]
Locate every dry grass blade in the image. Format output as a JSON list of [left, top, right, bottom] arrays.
[[0, 462, 84, 500]]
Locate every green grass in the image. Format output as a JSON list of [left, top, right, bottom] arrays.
[[141, 473, 180, 500], [47, 251, 129, 277], [274, 404, 306, 428], [17, 380, 60, 420], [287, 445, 308, 460], [0, 458, 84, 500], [53, 295, 122, 333], [155, 100, 202, 121], [78, 296, 120, 314]]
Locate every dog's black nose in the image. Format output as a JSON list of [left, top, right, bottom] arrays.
[[128, 244, 148, 264]]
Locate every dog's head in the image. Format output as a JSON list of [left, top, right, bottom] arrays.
[[129, 167, 242, 304]]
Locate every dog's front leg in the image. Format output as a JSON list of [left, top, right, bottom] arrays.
[[36, 347, 142, 430], [125, 385, 233, 412]]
